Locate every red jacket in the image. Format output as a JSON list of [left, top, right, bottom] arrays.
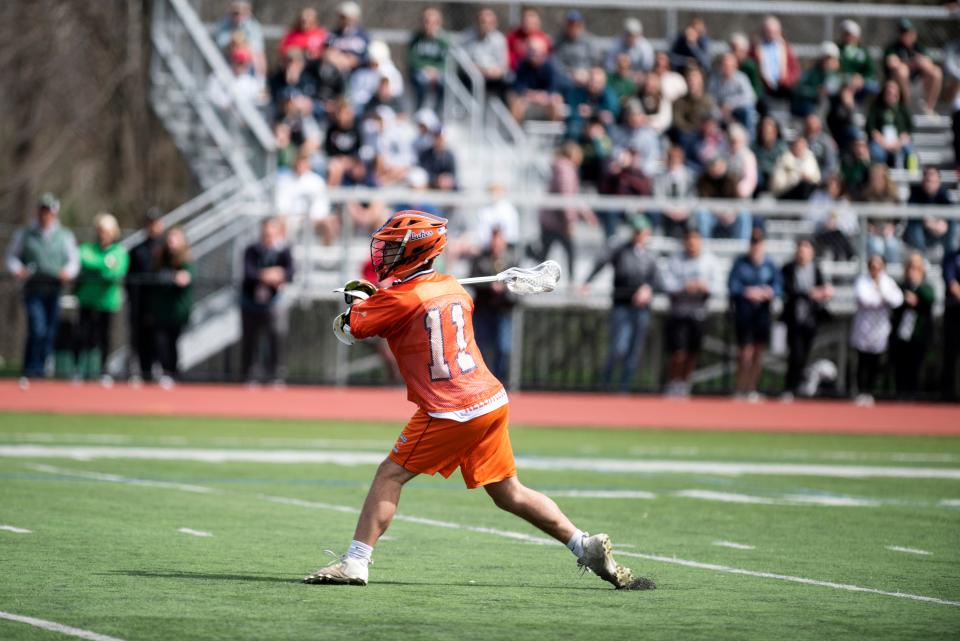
[[749, 39, 800, 91]]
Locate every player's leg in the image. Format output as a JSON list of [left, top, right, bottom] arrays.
[[484, 475, 576, 542]]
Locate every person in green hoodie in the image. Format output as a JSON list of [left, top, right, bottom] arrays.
[[145, 226, 193, 388], [791, 42, 841, 117], [408, 7, 449, 111], [74, 213, 129, 384]]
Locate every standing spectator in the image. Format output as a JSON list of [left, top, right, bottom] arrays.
[[884, 19, 943, 114], [126, 208, 164, 383], [752, 115, 786, 195], [889, 252, 934, 400], [670, 66, 716, 161], [275, 152, 335, 244], [241, 218, 294, 386], [326, 1, 369, 74], [729, 33, 763, 105], [566, 67, 618, 140], [653, 145, 697, 238], [73, 213, 129, 385], [866, 80, 915, 169], [553, 11, 598, 88], [791, 42, 841, 117], [669, 16, 711, 72], [860, 163, 903, 263], [850, 254, 903, 405], [279, 8, 327, 61], [728, 229, 782, 401], [5, 194, 79, 383], [751, 15, 800, 99], [506, 8, 551, 72], [408, 8, 449, 112], [470, 228, 515, 383], [904, 166, 958, 256], [696, 157, 750, 240], [781, 238, 834, 399], [770, 136, 821, 201], [804, 114, 839, 177], [837, 20, 878, 101], [509, 37, 564, 122], [583, 216, 661, 392], [942, 248, 960, 400], [708, 52, 757, 133], [462, 9, 509, 101], [604, 18, 654, 75], [214, 1, 266, 76], [148, 227, 194, 389], [663, 228, 717, 396]]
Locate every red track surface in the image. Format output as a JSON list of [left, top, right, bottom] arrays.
[[1, 380, 958, 436]]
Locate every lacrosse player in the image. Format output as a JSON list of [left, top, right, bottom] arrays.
[[304, 210, 651, 590]]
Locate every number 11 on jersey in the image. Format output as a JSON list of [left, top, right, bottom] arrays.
[[425, 303, 477, 381]]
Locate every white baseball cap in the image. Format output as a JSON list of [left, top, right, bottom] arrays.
[[625, 18, 642, 35], [840, 19, 861, 37]]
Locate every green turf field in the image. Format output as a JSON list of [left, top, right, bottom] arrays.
[[1, 412, 959, 640]]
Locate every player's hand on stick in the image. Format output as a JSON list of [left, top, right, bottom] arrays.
[[334, 279, 377, 306]]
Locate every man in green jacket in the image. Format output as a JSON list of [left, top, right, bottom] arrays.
[[5, 193, 79, 382], [408, 7, 449, 111], [837, 20, 878, 101]]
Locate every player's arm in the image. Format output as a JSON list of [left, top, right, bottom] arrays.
[[332, 279, 378, 346]]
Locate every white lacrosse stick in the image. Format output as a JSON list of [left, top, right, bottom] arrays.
[[458, 260, 561, 295]]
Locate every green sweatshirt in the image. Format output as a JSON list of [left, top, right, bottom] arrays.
[[75, 242, 129, 312], [408, 31, 450, 73], [146, 262, 194, 327]]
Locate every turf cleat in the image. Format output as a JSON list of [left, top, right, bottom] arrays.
[[303, 551, 369, 586], [578, 533, 654, 590]]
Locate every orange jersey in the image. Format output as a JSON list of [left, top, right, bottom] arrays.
[[350, 271, 504, 413]]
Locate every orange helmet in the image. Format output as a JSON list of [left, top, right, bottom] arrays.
[[370, 210, 448, 281]]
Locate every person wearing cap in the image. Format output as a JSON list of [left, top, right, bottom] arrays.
[[790, 41, 842, 117], [126, 208, 164, 383], [5, 194, 79, 380], [278, 7, 327, 61], [553, 10, 598, 88], [348, 40, 404, 114], [326, 1, 370, 74], [604, 18, 654, 76], [408, 8, 450, 112], [506, 8, 551, 72], [837, 20, 878, 101], [669, 16, 711, 73], [462, 9, 510, 101], [214, 1, 266, 76], [583, 215, 663, 393], [750, 15, 800, 98], [884, 18, 942, 114]]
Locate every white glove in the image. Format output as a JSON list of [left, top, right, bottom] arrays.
[[332, 311, 355, 346]]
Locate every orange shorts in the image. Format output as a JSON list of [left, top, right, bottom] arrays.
[[388, 404, 516, 489]]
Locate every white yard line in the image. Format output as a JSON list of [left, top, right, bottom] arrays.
[[25, 464, 219, 495], [6, 445, 960, 479], [0, 611, 127, 641], [0, 525, 32, 534], [675, 490, 777, 505], [886, 546, 932, 556], [675, 489, 881, 508], [938, 499, 960, 508], [548, 490, 657, 499], [177, 528, 213, 537], [713, 540, 755, 550], [28, 464, 960, 608]]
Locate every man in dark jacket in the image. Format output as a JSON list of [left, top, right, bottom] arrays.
[[126, 208, 165, 382], [584, 215, 661, 391], [470, 227, 515, 383], [904, 166, 957, 255], [943, 248, 960, 401], [781, 238, 833, 398], [241, 217, 294, 385]]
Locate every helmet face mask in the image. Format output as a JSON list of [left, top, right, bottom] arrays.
[[370, 210, 448, 281]]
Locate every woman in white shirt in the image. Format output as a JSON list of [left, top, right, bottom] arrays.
[[850, 254, 904, 405]]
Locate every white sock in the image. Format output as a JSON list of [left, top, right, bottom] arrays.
[[346, 539, 373, 565], [566, 529, 587, 559]]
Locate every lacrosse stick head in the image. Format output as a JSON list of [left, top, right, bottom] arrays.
[[498, 260, 562, 295]]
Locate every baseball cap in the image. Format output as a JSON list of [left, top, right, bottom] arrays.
[[630, 214, 651, 232], [566, 10, 584, 23], [840, 19, 861, 37], [143, 206, 163, 223], [898, 18, 915, 32], [625, 18, 642, 35], [338, 1, 361, 19], [821, 41, 840, 59], [37, 193, 60, 212]]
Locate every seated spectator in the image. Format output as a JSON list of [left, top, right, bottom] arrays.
[[943, 248, 960, 400], [791, 42, 841, 117], [904, 166, 958, 256], [275, 91, 322, 155], [470, 228, 516, 383], [268, 48, 319, 110], [866, 80, 915, 168], [578, 116, 614, 187], [73, 213, 128, 385], [472, 183, 520, 250], [583, 216, 661, 392], [840, 133, 872, 198], [695, 156, 751, 240], [418, 126, 457, 190], [670, 65, 716, 161], [860, 162, 902, 263], [462, 9, 510, 101], [607, 52, 639, 108], [889, 252, 934, 400], [553, 11, 598, 88], [349, 41, 404, 113], [729, 33, 763, 107], [506, 8, 551, 72], [532, 142, 596, 280], [273, 122, 296, 171], [637, 72, 672, 134], [597, 145, 652, 240], [393, 167, 443, 217], [707, 52, 757, 134], [5, 194, 78, 382], [326, 1, 369, 74], [948, 32, 960, 171], [663, 228, 718, 396], [275, 152, 336, 244], [240, 217, 294, 386], [605, 18, 654, 76], [307, 49, 348, 119], [781, 238, 833, 398], [850, 253, 903, 405], [807, 174, 858, 260], [884, 19, 942, 114], [613, 100, 662, 177], [653, 51, 688, 104], [837, 20, 878, 101], [751, 15, 800, 99], [147, 227, 194, 389], [367, 107, 417, 186], [509, 37, 564, 122], [728, 228, 782, 401], [770, 136, 821, 200], [653, 145, 697, 238], [413, 108, 441, 155], [694, 117, 728, 167], [827, 84, 859, 155], [566, 67, 618, 140], [408, 8, 449, 112], [727, 123, 758, 199], [362, 75, 405, 118], [752, 115, 787, 195], [279, 8, 326, 61], [669, 16, 711, 72], [324, 98, 363, 186], [214, 1, 266, 76], [208, 45, 267, 111]]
